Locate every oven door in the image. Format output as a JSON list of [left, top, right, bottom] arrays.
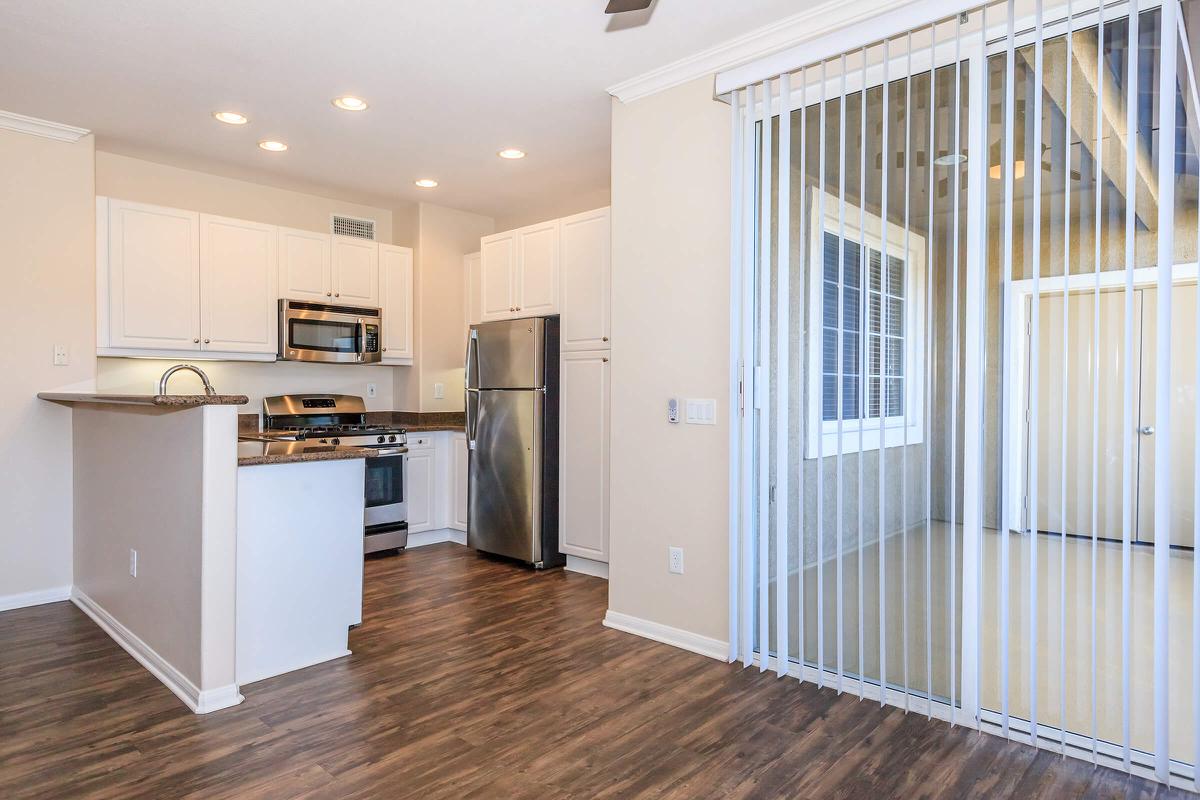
[[364, 450, 406, 527]]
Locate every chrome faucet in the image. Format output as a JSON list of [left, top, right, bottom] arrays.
[[158, 364, 216, 396]]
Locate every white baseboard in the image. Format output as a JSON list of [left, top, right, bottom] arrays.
[[565, 555, 609, 579], [238, 648, 351, 687], [406, 528, 467, 549], [0, 584, 71, 612], [71, 588, 243, 715], [603, 610, 728, 661]]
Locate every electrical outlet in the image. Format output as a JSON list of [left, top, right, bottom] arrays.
[[433, 382, 445, 400], [53, 344, 69, 366], [669, 546, 684, 575], [366, 382, 378, 399], [129, 549, 138, 578]]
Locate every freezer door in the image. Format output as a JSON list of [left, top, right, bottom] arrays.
[[468, 318, 545, 389], [468, 389, 543, 562]]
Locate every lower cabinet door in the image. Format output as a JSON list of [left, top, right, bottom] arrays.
[[559, 350, 610, 561], [405, 449, 435, 534]]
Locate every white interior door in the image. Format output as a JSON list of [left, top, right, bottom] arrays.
[[1136, 284, 1197, 547], [1030, 289, 1144, 541]]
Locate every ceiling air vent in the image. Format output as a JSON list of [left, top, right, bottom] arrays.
[[331, 214, 376, 241]]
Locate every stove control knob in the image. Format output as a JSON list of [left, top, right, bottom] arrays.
[[319, 438, 328, 444], [331, 438, 340, 446], [388, 435, 397, 443], [377, 435, 385, 444]]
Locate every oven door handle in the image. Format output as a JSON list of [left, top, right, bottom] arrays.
[[372, 447, 408, 456]]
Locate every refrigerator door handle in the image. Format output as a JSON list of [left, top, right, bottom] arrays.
[[465, 328, 480, 389], [465, 388, 479, 450]]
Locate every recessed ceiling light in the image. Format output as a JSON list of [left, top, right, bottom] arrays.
[[414, 178, 438, 188], [498, 148, 526, 160], [213, 111, 248, 125], [332, 96, 369, 112], [258, 140, 288, 152], [934, 152, 967, 167]]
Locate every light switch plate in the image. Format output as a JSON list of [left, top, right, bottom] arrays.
[[685, 399, 717, 425], [433, 382, 445, 400]]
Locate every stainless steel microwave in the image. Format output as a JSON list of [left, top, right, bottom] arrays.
[[278, 299, 382, 364]]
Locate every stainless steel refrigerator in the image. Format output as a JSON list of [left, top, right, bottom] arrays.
[[465, 316, 562, 568]]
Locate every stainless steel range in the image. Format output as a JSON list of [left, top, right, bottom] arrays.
[[262, 394, 408, 554]]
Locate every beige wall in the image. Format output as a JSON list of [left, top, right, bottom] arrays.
[[96, 358, 399, 417], [493, 186, 612, 234], [608, 77, 732, 644], [96, 151, 396, 244], [395, 202, 494, 412], [0, 128, 95, 602]]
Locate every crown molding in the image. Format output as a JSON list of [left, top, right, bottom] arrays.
[[0, 110, 90, 142], [606, 0, 919, 104]]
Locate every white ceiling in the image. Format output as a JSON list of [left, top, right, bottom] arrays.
[[0, 0, 812, 226]]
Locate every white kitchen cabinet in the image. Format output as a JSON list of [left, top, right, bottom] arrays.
[[278, 227, 332, 302], [331, 235, 379, 306], [380, 244, 414, 364], [559, 208, 611, 351], [480, 231, 516, 321], [559, 350, 610, 562], [477, 221, 560, 321], [451, 432, 468, 531], [515, 220, 559, 316], [200, 214, 277, 354], [103, 198, 201, 352], [464, 251, 482, 327], [405, 437, 436, 534]]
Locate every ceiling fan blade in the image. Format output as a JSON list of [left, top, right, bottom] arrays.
[[605, 0, 653, 12]]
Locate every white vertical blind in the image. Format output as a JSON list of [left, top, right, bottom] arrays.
[[725, 0, 1197, 787], [757, 77, 773, 674], [775, 70, 792, 681]]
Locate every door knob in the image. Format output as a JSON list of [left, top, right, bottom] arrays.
[[1139, 425, 1155, 436]]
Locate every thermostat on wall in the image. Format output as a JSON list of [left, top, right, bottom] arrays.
[[667, 398, 679, 424]]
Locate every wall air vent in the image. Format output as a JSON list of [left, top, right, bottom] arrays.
[[331, 214, 376, 241]]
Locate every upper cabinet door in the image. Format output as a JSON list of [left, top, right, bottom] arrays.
[[559, 208, 610, 351], [464, 252, 482, 327], [278, 227, 332, 302], [200, 214, 278, 354], [107, 199, 201, 351], [332, 236, 380, 306], [480, 232, 516, 321], [516, 220, 559, 316], [380, 244, 414, 361]]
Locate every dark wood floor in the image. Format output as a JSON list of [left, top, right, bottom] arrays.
[[0, 543, 1188, 799]]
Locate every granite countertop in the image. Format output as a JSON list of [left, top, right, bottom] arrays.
[[401, 423, 466, 433], [39, 392, 249, 407], [236, 439, 377, 467]]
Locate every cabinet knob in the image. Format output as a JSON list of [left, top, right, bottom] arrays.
[[193, 338, 200, 344], [602, 357, 609, 363], [326, 292, 332, 297], [602, 336, 609, 342], [382, 347, 388, 352], [334, 292, 340, 297], [203, 338, 210, 344]]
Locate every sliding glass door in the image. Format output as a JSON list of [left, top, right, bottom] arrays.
[[729, 0, 1200, 788]]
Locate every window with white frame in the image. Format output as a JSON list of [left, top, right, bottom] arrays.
[[805, 188, 925, 458]]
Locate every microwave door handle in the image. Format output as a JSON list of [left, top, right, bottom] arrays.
[[357, 318, 366, 362]]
